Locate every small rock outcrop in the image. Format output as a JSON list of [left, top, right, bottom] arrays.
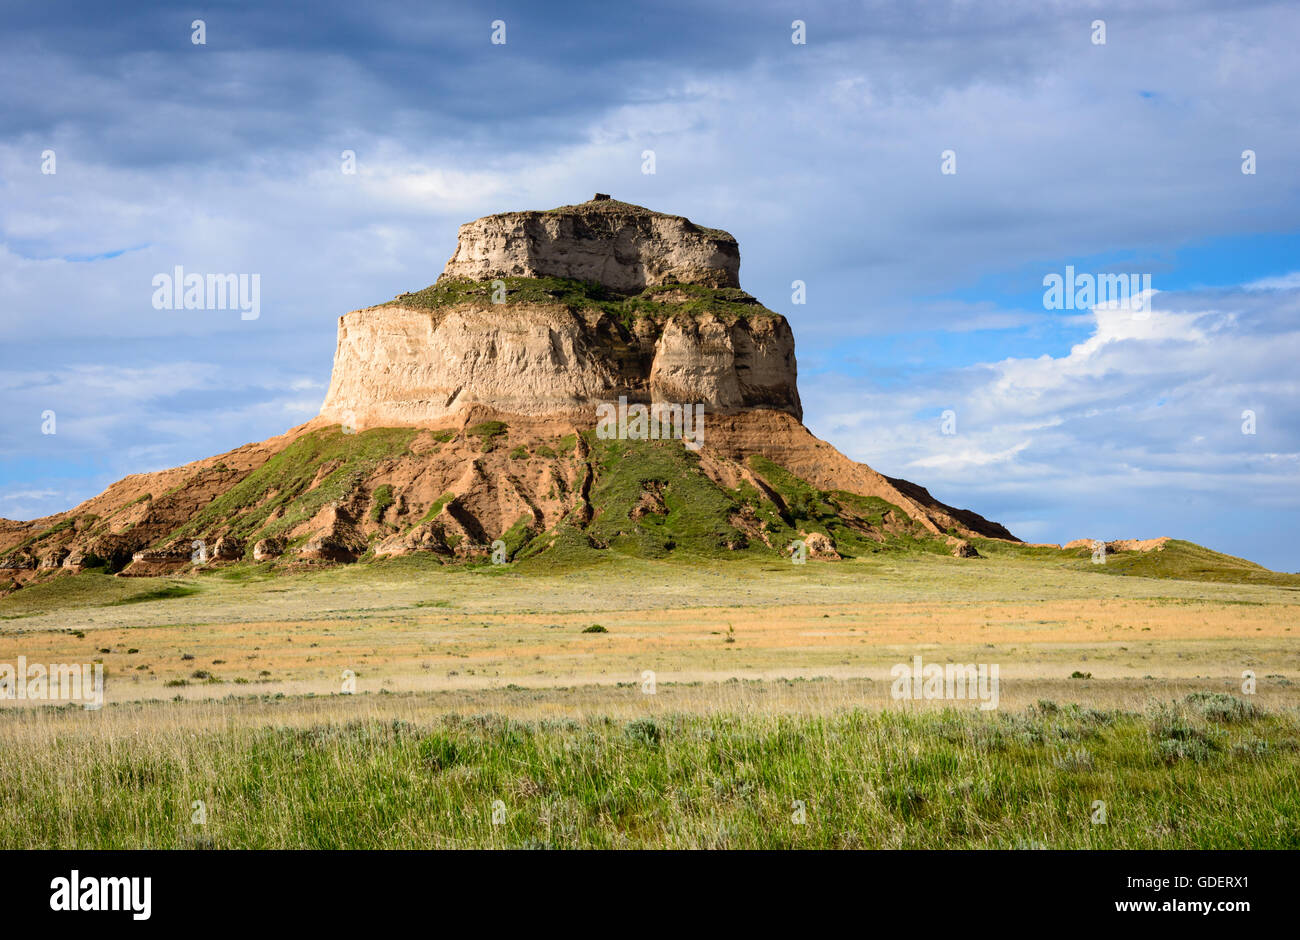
[[252, 537, 285, 561], [212, 536, 243, 560], [800, 531, 841, 560]]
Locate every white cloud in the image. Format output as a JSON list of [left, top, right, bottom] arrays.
[[1245, 271, 1300, 291], [805, 279, 1300, 563]]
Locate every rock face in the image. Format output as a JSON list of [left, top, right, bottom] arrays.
[[211, 536, 243, 560], [319, 303, 801, 428], [439, 195, 740, 291], [252, 537, 285, 561], [319, 196, 798, 430]]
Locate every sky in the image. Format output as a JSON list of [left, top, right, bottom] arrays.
[[1, 0, 1297, 569]]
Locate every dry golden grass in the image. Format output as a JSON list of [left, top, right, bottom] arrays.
[[1, 553, 1296, 704]]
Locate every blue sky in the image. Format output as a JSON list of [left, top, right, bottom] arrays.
[[1, 0, 1297, 569]]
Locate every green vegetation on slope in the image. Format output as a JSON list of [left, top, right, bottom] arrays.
[[513, 441, 953, 567], [1091, 539, 1300, 587], [466, 421, 509, 452], [107, 583, 201, 605], [418, 492, 456, 525], [1, 693, 1293, 848], [0, 572, 199, 618], [368, 485, 394, 523], [968, 536, 1300, 587], [381, 276, 773, 329], [747, 456, 949, 557], [583, 438, 745, 558], [168, 428, 417, 549]]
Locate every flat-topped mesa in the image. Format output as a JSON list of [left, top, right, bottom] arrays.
[[319, 196, 800, 429], [438, 195, 741, 292]]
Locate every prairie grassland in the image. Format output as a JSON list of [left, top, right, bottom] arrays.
[[0, 553, 1296, 848], [0, 688, 1295, 848], [1, 553, 1296, 703]]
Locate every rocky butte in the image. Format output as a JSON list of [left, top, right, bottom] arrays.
[[5, 193, 1093, 588], [318, 195, 799, 427]]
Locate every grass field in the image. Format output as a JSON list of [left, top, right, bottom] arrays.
[[0, 551, 1296, 848], [0, 689, 1294, 848]]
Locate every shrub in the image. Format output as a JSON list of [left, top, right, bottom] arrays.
[[419, 736, 461, 772], [624, 718, 661, 746], [467, 421, 508, 451], [1184, 691, 1258, 723]]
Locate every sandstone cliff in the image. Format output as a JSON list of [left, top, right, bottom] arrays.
[[320, 196, 798, 429], [319, 302, 802, 428], [439, 195, 740, 290]]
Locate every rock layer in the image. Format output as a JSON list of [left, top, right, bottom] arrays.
[[439, 196, 740, 291], [318, 304, 802, 429]]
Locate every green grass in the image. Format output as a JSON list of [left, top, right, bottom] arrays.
[[510, 443, 972, 567], [747, 457, 949, 558], [495, 514, 537, 560], [106, 583, 201, 606], [168, 427, 417, 547], [583, 438, 749, 558], [1092, 539, 1300, 587], [380, 276, 775, 331], [0, 572, 197, 617], [968, 538, 1074, 561], [966, 537, 1300, 586], [368, 485, 395, 523], [466, 421, 509, 451], [418, 492, 456, 525], [1, 693, 1293, 848]]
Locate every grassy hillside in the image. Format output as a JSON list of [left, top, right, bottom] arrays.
[[6, 424, 1293, 592], [0, 572, 200, 618], [969, 536, 1300, 588], [513, 438, 947, 566], [167, 427, 417, 548], [1092, 539, 1300, 587]]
